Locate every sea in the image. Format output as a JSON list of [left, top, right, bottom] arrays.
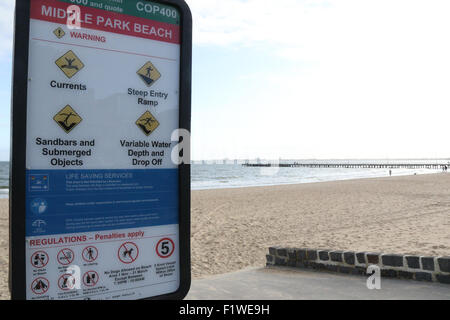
[[0, 161, 8, 199], [191, 159, 447, 190], [0, 160, 447, 198]]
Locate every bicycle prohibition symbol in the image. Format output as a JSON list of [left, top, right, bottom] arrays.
[[57, 248, 75, 265]]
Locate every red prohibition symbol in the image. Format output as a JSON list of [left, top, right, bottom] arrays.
[[58, 273, 76, 291], [83, 271, 99, 287], [57, 248, 75, 265], [31, 277, 49, 295], [156, 238, 175, 258], [118, 242, 139, 264], [82, 246, 98, 263], [30, 250, 49, 268]]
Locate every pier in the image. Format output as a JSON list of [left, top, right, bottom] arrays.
[[243, 162, 449, 170]]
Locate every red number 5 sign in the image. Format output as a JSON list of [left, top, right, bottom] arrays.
[[156, 238, 175, 258]]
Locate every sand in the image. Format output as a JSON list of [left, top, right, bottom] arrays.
[[1, 173, 450, 298], [0, 198, 8, 300], [191, 173, 450, 278]]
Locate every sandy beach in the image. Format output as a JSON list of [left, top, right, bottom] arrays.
[[0, 198, 8, 300], [190, 173, 450, 278], [1, 173, 449, 299]]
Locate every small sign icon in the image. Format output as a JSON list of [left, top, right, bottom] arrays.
[[55, 50, 85, 78], [83, 271, 99, 287], [136, 111, 159, 136], [156, 238, 175, 258], [58, 273, 76, 291], [118, 242, 139, 264], [30, 198, 48, 214], [29, 174, 49, 192], [31, 219, 47, 233], [53, 105, 82, 133], [82, 246, 98, 263], [31, 251, 49, 268], [137, 61, 161, 87], [53, 27, 65, 39], [57, 248, 75, 265], [31, 277, 49, 295]]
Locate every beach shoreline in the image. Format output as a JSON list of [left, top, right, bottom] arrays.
[[1, 173, 449, 298], [191, 169, 442, 191]]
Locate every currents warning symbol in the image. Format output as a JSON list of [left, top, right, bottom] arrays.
[[53, 27, 65, 39], [136, 111, 159, 136], [137, 61, 161, 87], [53, 105, 82, 133], [55, 50, 85, 78]]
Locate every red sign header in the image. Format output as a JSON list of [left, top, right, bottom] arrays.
[[30, 0, 180, 44]]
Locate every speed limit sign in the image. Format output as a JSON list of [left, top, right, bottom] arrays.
[[156, 238, 175, 258]]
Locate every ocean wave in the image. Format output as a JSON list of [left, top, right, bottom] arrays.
[[191, 164, 441, 190], [0, 188, 8, 199]]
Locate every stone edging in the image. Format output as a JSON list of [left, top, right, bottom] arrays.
[[266, 247, 450, 284]]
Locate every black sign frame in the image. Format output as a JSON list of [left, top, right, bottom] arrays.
[[9, 0, 191, 300]]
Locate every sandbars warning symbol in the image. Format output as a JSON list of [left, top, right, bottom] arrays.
[[55, 50, 85, 78], [137, 61, 161, 87], [136, 111, 159, 136], [53, 105, 82, 133], [53, 27, 65, 39]]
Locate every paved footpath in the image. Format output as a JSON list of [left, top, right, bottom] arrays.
[[186, 267, 450, 300]]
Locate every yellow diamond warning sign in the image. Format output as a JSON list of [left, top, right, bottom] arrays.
[[53, 105, 82, 133], [137, 61, 161, 87], [136, 111, 159, 136], [53, 27, 65, 39], [55, 50, 85, 79]]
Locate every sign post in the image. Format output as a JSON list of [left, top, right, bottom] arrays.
[[10, 0, 191, 300]]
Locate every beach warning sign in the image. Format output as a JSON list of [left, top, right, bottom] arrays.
[[118, 242, 139, 264], [82, 246, 98, 263], [57, 248, 75, 266], [53, 27, 65, 39], [53, 105, 82, 133], [83, 271, 99, 287], [55, 50, 85, 79], [135, 111, 160, 136], [31, 277, 49, 295], [31, 251, 49, 268], [11, 0, 191, 301], [137, 61, 161, 87], [58, 273, 76, 291]]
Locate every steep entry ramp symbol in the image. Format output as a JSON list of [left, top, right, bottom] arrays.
[[137, 61, 161, 87]]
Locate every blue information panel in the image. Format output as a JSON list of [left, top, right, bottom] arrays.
[[26, 169, 178, 236], [24, 0, 182, 300]]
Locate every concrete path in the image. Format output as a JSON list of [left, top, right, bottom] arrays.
[[186, 267, 450, 300]]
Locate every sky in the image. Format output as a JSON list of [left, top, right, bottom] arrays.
[[1, 0, 450, 161]]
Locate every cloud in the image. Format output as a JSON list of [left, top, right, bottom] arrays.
[[187, 0, 450, 64], [189, 0, 450, 159], [187, 0, 331, 49], [0, 1, 14, 61]]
